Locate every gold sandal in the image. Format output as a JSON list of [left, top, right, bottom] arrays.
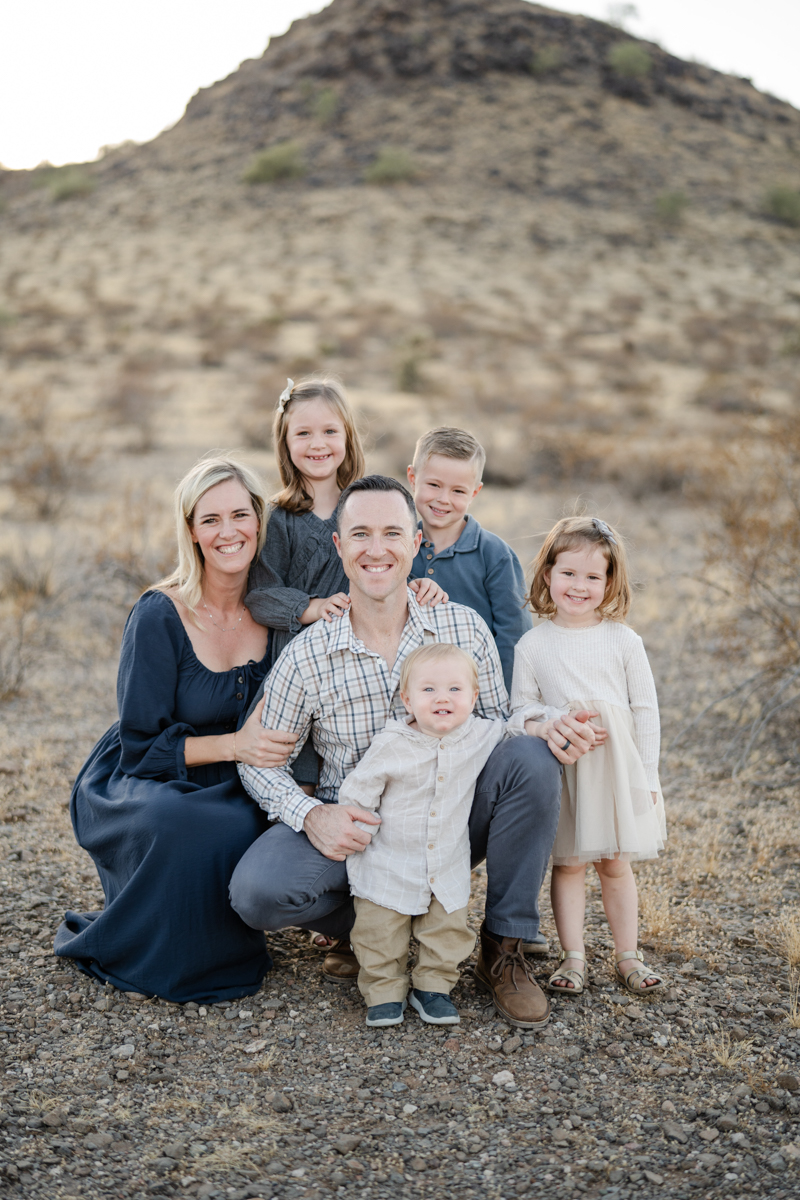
[[615, 949, 666, 994], [547, 950, 586, 996]]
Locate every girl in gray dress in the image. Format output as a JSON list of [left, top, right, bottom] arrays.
[[245, 377, 445, 788]]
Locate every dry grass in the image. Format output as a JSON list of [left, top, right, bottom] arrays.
[[787, 973, 800, 1030], [707, 1030, 755, 1070], [767, 909, 800, 968]]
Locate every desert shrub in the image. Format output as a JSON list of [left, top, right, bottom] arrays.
[[312, 87, 339, 125], [242, 143, 305, 185], [782, 329, 800, 356], [672, 416, 800, 776], [0, 559, 55, 702], [530, 46, 563, 77], [607, 41, 652, 79], [656, 189, 688, 225], [764, 185, 800, 228], [48, 167, 94, 202], [364, 148, 419, 185], [0, 388, 96, 519], [100, 360, 166, 452]]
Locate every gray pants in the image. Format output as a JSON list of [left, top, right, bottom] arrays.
[[229, 735, 561, 942]]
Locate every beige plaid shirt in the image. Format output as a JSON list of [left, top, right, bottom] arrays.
[[339, 713, 512, 914], [238, 590, 508, 831]]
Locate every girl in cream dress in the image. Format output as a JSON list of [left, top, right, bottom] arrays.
[[510, 516, 667, 996]]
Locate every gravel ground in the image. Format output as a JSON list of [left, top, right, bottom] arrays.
[[2, 789, 800, 1200]]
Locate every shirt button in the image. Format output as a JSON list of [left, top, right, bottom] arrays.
[[426, 554, 433, 560], [430, 877, 435, 883], [236, 692, 243, 700], [428, 843, 434, 849], [437, 775, 444, 782], [430, 811, 436, 817], [428, 568, 434, 575], [237, 675, 244, 684]]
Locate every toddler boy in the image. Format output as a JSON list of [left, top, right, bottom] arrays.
[[339, 643, 516, 1028], [408, 427, 531, 692]]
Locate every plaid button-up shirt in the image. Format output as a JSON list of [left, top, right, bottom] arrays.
[[238, 590, 508, 831]]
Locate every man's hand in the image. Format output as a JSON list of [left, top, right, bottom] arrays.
[[304, 805, 381, 861], [525, 710, 607, 765], [235, 698, 299, 768]]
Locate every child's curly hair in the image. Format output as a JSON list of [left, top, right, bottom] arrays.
[[527, 516, 632, 621]]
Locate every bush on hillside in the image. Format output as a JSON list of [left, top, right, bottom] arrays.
[[764, 185, 800, 228], [530, 46, 563, 77], [312, 87, 339, 125], [242, 143, 305, 184], [607, 41, 652, 79], [364, 148, 419, 185], [48, 168, 94, 202], [656, 190, 688, 225]]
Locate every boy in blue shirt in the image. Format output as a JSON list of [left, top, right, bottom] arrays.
[[408, 427, 531, 695]]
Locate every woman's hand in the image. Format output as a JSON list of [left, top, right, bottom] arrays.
[[409, 578, 449, 607], [300, 593, 351, 624], [234, 697, 299, 769]]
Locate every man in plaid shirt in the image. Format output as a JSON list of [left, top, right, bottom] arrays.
[[231, 477, 599, 1028]]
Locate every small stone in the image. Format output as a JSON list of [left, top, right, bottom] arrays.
[[492, 1070, 515, 1086], [83, 1132, 114, 1149], [442, 1038, 460, 1051], [502, 1035, 522, 1056], [717, 1114, 738, 1131], [661, 1120, 688, 1144], [643, 1171, 663, 1185], [767, 1153, 786, 1172], [42, 1109, 66, 1128], [266, 1160, 286, 1175], [268, 1092, 293, 1113], [626, 1005, 645, 1020], [777, 1073, 800, 1092], [698, 1127, 719, 1142], [730, 1025, 751, 1041], [164, 1141, 186, 1160], [125, 992, 149, 1002], [733, 1084, 752, 1099], [332, 1135, 362, 1154], [697, 1153, 721, 1167], [330, 1171, 348, 1186], [94, 997, 112, 1012], [605, 1043, 626, 1059], [409, 1157, 427, 1172], [111, 1043, 135, 1058], [402, 1103, 418, 1114], [116, 1069, 130, 1081], [289, 1167, 306, 1178], [153, 1157, 177, 1174], [244, 1039, 268, 1054], [608, 1168, 626, 1183], [661, 1100, 676, 1114]]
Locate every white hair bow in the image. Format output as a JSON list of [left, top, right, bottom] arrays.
[[592, 518, 617, 544], [277, 378, 295, 415]]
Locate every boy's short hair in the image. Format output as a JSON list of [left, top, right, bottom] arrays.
[[412, 427, 486, 480], [399, 643, 479, 695]]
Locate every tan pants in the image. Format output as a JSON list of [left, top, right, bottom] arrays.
[[351, 896, 476, 1006]]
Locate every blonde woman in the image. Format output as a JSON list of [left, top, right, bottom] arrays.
[[55, 455, 297, 1003]]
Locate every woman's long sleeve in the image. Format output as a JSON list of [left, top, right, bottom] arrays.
[[116, 593, 198, 781], [245, 509, 311, 633]]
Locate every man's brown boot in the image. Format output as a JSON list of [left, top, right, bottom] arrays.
[[322, 938, 359, 982], [474, 925, 550, 1029]]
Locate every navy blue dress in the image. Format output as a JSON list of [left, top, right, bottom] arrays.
[[54, 590, 273, 1004]]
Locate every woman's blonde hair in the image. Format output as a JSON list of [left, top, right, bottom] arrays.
[[154, 453, 268, 618], [272, 377, 365, 514], [527, 516, 632, 621]]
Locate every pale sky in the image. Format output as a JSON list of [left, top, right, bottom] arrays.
[[1, 0, 798, 170]]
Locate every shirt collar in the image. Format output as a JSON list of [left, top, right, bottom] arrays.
[[325, 587, 435, 656], [418, 514, 480, 556]]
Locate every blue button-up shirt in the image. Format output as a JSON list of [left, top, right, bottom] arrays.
[[411, 515, 531, 692]]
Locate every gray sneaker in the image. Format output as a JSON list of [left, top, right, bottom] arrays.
[[522, 932, 550, 956]]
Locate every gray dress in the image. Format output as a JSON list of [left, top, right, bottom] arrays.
[[245, 505, 346, 784]]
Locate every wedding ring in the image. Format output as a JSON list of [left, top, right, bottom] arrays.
[[560, 739, 571, 751]]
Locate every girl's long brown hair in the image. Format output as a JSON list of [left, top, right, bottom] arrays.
[[272, 378, 365, 514]]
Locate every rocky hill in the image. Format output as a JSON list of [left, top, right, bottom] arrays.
[[0, 0, 799, 502]]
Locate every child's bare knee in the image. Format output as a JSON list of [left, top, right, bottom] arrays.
[[553, 863, 586, 879], [594, 857, 631, 880]]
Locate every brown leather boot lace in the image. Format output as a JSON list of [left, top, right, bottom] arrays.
[[489, 941, 537, 991]]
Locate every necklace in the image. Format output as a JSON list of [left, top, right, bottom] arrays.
[[202, 597, 245, 633]]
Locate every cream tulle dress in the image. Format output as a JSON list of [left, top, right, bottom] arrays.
[[510, 619, 666, 865]]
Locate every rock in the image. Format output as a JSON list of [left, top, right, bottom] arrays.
[[717, 1114, 738, 1131], [643, 1171, 664, 1185], [661, 1121, 688, 1143], [502, 1035, 522, 1056], [116, 1070, 130, 1081], [767, 1153, 786, 1172], [605, 1042, 626, 1059], [153, 1157, 177, 1173], [268, 1092, 293, 1113], [730, 1025, 751, 1041], [164, 1141, 186, 1159], [332, 1135, 362, 1154], [608, 1167, 626, 1183], [330, 1172, 348, 1186], [244, 1039, 268, 1054], [442, 1038, 460, 1051], [777, 1073, 800, 1092], [409, 1157, 427, 1172], [93, 997, 112, 1012], [626, 1005, 645, 1020], [697, 1154, 721, 1167], [111, 1043, 135, 1058], [733, 1084, 752, 1098], [42, 1109, 66, 1128], [661, 1100, 676, 1114], [433, 1065, 448, 1078], [698, 1127, 719, 1142], [492, 1070, 515, 1086], [125, 992, 150, 1002], [266, 1160, 286, 1175], [83, 1132, 114, 1149]]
